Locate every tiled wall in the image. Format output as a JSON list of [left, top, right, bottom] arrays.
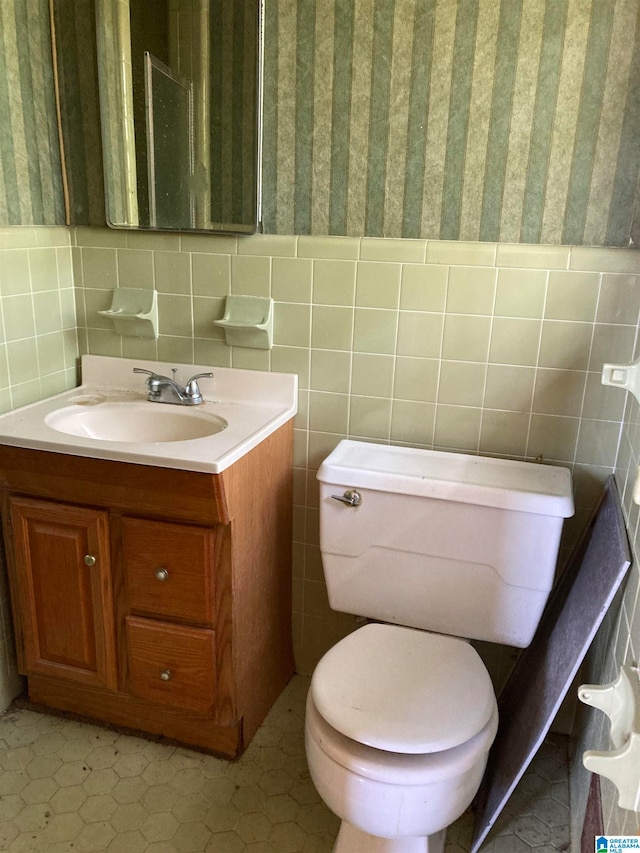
[[571, 391, 640, 842], [1, 225, 640, 840], [0, 228, 78, 412], [0, 226, 79, 708], [71, 228, 640, 677], [602, 397, 640, 837]]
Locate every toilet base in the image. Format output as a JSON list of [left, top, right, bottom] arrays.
[[333, 820, 446, 853]]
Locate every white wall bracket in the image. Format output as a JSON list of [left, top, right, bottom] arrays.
[[602, 357, 640, 405], [579, 666, 640, 811]]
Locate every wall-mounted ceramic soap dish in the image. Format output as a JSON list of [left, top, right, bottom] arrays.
[[214, 295, 273, 350], [98, 288, 158, 340]]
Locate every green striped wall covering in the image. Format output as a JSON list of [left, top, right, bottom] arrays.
[[261, 0, 640, 246], [0, 0, 64, 225], [3, 0, 640, 247], [210, 0, 260, 228], [53, 0, 106, 227]]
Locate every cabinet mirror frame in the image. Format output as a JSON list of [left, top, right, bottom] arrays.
[[95, 0, 263, 236]]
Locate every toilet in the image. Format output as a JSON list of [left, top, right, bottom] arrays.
[[305, 440, 574, 853]]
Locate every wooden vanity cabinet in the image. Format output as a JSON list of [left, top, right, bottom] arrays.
[[0, 422, 294, 758], [121, 517, 218, 714], [122, 518, 216, 626], [9, 498, 117, 691]]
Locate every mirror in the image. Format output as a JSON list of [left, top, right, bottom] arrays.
[[95, 0, 261, 234]]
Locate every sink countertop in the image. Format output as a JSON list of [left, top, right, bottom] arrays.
[[0, 355, 298, 474]]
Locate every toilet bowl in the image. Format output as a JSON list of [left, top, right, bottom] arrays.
[[306, 623, 499, 852], [307, 440, 574, 852]]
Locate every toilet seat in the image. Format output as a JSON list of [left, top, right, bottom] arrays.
[[306, 690, 499, 785], [310, 623, 495, 754]]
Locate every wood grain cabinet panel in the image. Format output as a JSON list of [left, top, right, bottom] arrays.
[[0, 421, 294, 756], [9, 497, 117, 690], [122, 517, 215, 626], [126, 616, 216, 714]]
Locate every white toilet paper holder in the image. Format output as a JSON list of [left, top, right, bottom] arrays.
[[578, 665, 640, 811]]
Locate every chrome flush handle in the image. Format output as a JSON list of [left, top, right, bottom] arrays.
[[331, 490, 362, 507]]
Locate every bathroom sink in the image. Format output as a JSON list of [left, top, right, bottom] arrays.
[[45, 400, 228, 443], [0, 355, 298, 473]]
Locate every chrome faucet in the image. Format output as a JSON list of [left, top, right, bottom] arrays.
[[133, 368, 213, 406]]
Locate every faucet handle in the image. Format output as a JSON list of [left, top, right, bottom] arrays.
[[184, 372, 213, 403], [133, 367, 163, 399], [133, 367, 166, 382], [186, 372, 214, 383]]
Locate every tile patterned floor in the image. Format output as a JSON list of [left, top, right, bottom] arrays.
[[0, 676, 570, 852]]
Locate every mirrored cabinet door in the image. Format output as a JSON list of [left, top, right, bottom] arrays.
[[53, 0, 262, 235]]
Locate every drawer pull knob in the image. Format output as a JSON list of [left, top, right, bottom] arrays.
[[160, 669, 172, 681], [154, 568, 169, 582], [83, 554, 96, 567]]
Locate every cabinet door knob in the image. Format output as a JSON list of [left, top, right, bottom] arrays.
[[83, 554, 96, 567], [154, 568, 169, 582], [160, 669, 172, 681]]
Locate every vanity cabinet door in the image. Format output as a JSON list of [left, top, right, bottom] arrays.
[[122, 517, 215, 626], [9, 497, 117, 690]]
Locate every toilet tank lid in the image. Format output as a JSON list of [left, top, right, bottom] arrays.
[[317, 441, 574, 517]]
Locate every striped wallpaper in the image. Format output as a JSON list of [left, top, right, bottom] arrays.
[[2, 0, 640, 247], [0, 0, 64, 225], [51, 0, 105, 227], [261, 0, 640, 246], [210, 0, 260, 228]]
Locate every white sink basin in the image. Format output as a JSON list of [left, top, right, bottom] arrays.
[[0, 356, 297, 474], [45, 401, 228, 444]]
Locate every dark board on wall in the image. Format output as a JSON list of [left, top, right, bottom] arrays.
[[472, 477, 631, 852]]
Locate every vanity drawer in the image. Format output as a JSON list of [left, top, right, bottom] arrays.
[[122, 517, 215, 626], [126, 616, 216, 713]]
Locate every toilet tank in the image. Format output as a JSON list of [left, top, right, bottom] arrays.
[[317, 441, 574, 648]]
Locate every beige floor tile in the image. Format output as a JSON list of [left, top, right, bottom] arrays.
[[0, 676, 569, 851]]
